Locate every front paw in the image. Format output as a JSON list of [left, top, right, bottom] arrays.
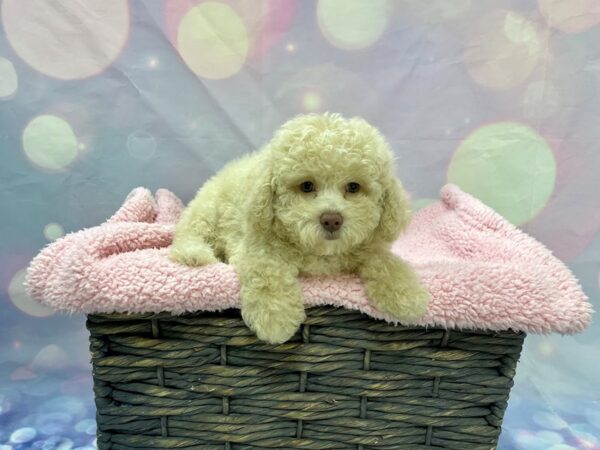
[[169, 242, 218, 266], [241, 295, 306, 344], [366, 278, 430, 323]]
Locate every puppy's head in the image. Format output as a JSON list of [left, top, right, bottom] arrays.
[[247, 113, 410, 255]]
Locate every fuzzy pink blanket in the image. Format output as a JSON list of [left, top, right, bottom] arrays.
[[25, 184, 592, 334]]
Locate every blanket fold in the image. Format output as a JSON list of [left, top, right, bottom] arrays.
[[25, 184, 592, 334]]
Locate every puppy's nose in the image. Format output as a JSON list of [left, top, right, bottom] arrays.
[[320, 212, 343, 232]]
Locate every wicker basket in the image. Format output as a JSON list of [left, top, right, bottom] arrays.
[[87, 306, 524, 450]]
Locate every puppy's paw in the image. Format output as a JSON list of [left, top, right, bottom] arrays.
[[366, 277, 430, 323], [169, 241, 218, 266], [242, 297, 306, 344]]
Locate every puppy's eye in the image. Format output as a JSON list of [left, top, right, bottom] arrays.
[[300, 181, 315, 193], [346, 182, 360, 193]]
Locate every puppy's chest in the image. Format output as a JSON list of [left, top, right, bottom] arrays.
[[298, 254, 355, 276]]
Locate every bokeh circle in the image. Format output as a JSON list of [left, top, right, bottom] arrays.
[[9, 427, 36, 444], [165, 1, 296, 64], [464, 10, 545, 90], [32, 344, 69, 371], [177, 2, 249, 79], [448, 121, 556, 225], [8, 268, 55, 317], [317, 0, 389, 50], [302, 91, 324, 112], [2, 0, 129, 80], [127, 130, 157, 161], [538, 0, 600, 33], [0, 57, 18, 98], [23, 115, 79, 171], [276, 64, 377, 116], [44, 223, 64, 241]]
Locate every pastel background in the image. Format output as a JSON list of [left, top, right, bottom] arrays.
[[0, 1, 599, 449]]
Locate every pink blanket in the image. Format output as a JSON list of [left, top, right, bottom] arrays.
[[25, 184, 592, 334]]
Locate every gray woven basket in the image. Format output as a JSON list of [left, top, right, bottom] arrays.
[[87, 306, 524, 450]]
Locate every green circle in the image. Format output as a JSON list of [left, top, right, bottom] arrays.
[[448, 122, 556, 225], [43, 223, 64, 241], [177, 2, 249, 79], [302, 91, 323, 111], [23, 115, 78, 171], [318, 0, 389, 50]]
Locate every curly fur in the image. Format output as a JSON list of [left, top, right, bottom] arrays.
[[170, 113, 429, 343]]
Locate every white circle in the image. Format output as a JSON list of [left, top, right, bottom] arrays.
[[0, 57, 18, 98], [32, 344, 69, 371], [2, 0, 129, 80], [8, 268, 55, 317], [10, 427, 36, 444]]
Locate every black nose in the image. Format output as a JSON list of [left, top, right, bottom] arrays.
[[320, 212, 343, 232]]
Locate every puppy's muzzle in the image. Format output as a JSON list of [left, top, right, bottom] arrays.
[[320, 212, 343, 233]]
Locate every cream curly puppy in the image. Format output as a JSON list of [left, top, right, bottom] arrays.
[[170, 113, 429, 343]]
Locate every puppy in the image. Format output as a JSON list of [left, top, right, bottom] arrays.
[[170, 113, 429, 343]]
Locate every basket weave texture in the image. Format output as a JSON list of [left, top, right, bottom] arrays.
[[87, 306, 524, 450]]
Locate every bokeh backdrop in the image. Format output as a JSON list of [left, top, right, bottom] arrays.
[[1, 0, 599, 449]]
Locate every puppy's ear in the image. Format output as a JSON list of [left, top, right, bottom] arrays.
[[376, 175, 411, 242], [246, 160, 275, 235]]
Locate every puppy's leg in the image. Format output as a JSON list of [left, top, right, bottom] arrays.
[[170, 190, 219, 266], [358, 251, 429, 322], [232, 251, 305, 344]]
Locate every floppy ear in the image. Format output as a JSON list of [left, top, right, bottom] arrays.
[[376, 175, 412, 242], [245, 159, 275, 236]]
